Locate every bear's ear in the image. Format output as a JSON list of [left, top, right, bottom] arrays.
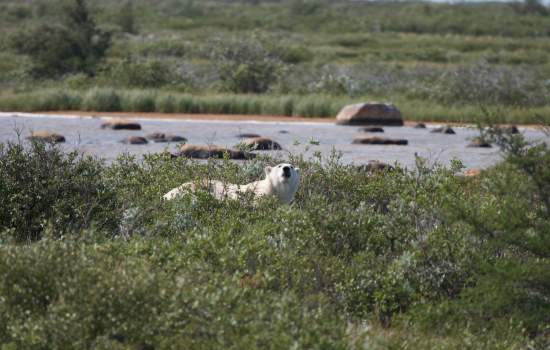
[[294, 167, 300, 174], [264, 166, 273, 176]]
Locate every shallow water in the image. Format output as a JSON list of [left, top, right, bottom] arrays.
[[1, 112, 548, 169]]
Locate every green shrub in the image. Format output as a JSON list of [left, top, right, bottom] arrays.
[[104, 58, 172, 88], [0, 141, 121, 242], [211, 35, 286, 93], [10, 0, 110, 77], [0, 240, 348, 349]]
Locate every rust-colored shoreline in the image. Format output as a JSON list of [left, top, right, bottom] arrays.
[[21, 111, 548, 129]]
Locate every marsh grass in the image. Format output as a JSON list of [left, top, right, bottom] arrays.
[[2, 88, 550, 124]]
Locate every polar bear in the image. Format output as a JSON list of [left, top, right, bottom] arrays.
[[163, 163, 300, 204]]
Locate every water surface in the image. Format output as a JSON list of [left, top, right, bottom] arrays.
[[1, 112, 548, 169]]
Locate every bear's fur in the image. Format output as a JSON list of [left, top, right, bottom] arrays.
[[163, 163, 300, 204]]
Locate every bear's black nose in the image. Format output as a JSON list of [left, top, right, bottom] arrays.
[[282, 166, 291, 177]]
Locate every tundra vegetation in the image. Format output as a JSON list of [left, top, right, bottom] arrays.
[[0, 0, 550, 123], [1, 1, 550, 348], [0, 122, 549, 349]]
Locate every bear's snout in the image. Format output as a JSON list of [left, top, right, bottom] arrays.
[[282, 166, 291, 178]]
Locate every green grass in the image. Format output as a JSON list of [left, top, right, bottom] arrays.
[[1, 88, 549, 124]]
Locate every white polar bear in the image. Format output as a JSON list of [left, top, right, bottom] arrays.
[[163, 163, 300, 204]]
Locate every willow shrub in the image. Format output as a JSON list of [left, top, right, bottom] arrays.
[[0, 130, 549, 347]]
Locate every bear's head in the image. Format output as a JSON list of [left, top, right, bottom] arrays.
[[264, 163, 300, 203]]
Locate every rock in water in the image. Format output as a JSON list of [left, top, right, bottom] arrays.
[[352, 137, 408, 145], [27, 131, 65, 143], [467, 137, 491, 148], [336, 102, 403, 126], [359, 126, 385, 133], [240, 137, 282, 150], [430, 126, 455, 134], [236, 133, 262, 138], [101, 120, 141, 130], [178, 144, 255, 159], [146, 132, 187, 143], [122, 136, 148, 145]]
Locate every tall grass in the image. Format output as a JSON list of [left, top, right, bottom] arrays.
[[1, 88, 549, 124]]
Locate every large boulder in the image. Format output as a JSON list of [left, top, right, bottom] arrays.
[[240, 137, 282, 150], [352, 136, 408, 145], [101, 120, 141, 130], [336, 102, 403, 126], [178, 144, 255, 159], [146, 132, 187, 143]]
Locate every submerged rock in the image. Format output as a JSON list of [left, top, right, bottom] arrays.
[[101, 120, 141, 130], [122, 136, 148, 145], [178, 144, 255, 159], [467, 137, 492, 148], [240, 137, 282, 150], [430, 126, 455, 134], [497, 125, 520, 134], [146, 132, 187, 143], [359, 126, 385, 133], [236, 133, 262, 138], [352, 136, 408, 145], [336, 102, 403, 126], [27, 131, 65, 143]]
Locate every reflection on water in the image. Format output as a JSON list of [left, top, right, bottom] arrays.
[[1, 112, 548, 169]]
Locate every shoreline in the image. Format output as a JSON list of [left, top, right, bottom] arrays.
[[0, 111, 546, 129]]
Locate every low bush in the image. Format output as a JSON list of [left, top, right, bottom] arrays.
[[9, 0, 110, 77], [0, 141, 121, 242], [0, 127, 549, 347], [211, 35, 286, 93]]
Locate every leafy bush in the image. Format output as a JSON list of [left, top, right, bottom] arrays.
[[431, 61, 549, 107], [211, 35, 286, 93], [103, 58, 173, 88], [0, 141, 121, 242], [10, 0, 110, 77], [1, 129, 549, 346]]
